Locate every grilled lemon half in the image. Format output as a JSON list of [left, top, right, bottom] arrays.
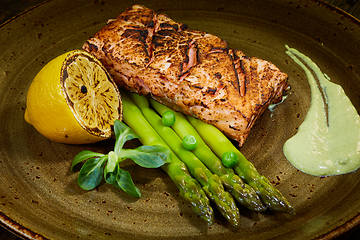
[[25, 50, 122, 144]]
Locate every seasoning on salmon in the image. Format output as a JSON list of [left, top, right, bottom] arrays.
[[83, 5, 288, 146]]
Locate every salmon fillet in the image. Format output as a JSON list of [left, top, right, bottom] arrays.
[[83, 5, 288, 146]]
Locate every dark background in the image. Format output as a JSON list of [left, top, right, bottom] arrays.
[[0, 0, 359, 239]]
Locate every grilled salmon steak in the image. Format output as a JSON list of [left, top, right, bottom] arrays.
[[83, 5, 288, 146]]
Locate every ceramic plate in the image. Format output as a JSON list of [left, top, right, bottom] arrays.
[[0, 0, 359, 239]]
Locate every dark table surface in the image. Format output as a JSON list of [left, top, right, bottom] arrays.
[[0, 0, 360, 239]]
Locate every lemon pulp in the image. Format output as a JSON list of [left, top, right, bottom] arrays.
[[25, 50, 122, 144]]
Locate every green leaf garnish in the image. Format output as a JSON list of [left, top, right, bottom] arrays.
[[78, 156, 107, 190], [71, 150, 105, 171], [120, 145, 170, 168], [71, 119, 169, 198], [104, 151, 118, 184], [114, 168, 141, 198], [114, 120, 138, 155]]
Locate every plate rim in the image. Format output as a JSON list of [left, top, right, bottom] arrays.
[[0, 0, 359, 239]]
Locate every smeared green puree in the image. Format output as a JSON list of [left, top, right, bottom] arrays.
[[283, 45, 360, 176]]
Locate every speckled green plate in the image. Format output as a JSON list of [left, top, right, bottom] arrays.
[[0, 0, 359, 239]]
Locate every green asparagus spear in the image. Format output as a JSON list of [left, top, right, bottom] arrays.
[[121, 94, 214, 224], [150, 99, 266, 212], [188, 116, 294, 214], [130, 93, 240, 227]]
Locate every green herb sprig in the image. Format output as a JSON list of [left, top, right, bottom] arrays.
[[71, 120, 170, 198]]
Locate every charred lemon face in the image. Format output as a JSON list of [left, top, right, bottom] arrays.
[[61, 51, 121, 138], [25, 50, 122, 144]]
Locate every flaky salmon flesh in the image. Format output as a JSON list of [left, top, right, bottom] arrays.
[[83, 5, 288, 146]]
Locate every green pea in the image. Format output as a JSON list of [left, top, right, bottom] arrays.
[[221, 151, 239, 168], [182, 135, 197, 150], [161, 111, 176, 127]]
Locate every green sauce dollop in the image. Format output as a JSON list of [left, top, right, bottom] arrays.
[[283, 45, 360, 176]]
